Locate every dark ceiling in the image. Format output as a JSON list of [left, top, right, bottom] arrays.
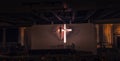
[[0, 0, 120, 27]]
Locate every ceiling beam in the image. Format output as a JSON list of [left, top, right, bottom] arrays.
[[85, 10, 96, 20], [32, 10, 51, 22], [93, 18, 120, 23], [71, 11, 75, 22], [97, 10, 117, 19], [110, 11, 120, 18], [52, 11, 64, 23], [40, 14, 51, 22]]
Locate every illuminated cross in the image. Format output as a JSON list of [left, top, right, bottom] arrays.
[[61, 24, 72, 43]]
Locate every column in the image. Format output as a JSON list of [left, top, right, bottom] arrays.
[[20, 27, 25, 46]]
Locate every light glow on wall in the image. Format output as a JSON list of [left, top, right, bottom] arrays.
[[103, 24, 113, 46]]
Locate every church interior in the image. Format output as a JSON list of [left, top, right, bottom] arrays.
[[0, 0, 120, 61]]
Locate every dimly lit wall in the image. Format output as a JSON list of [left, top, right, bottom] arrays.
[[28, 23, 96, 53]]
